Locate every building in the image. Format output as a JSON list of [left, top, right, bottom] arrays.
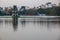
[[40, 4, 46, 9], [46, 2, 52, 8], [4, 7, 12, 15]]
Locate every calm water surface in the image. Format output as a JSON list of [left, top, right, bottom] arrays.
[[0, 21, 60, 40]]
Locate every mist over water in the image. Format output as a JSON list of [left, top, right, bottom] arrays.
[[0, 20, 60, 40]]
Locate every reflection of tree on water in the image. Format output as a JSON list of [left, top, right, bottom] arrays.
[[37, 21, 52, 31], [47, 21, 52, 31], [59, 21, 60, 28], [12, 5, 18, 32], [47, 21, 60, 31], [21, 20, 26, 29], [0, 22, 3, 30], [57, 34, 60, 40], [13, 24, 18, 32], [47, 21, 56, 31]]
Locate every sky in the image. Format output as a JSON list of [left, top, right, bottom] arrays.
[[0, 0, 60, 8]]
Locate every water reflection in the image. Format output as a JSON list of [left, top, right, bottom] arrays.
[[0, 21, 60, 32], [13, 24, 18, 32], [12, 20, 18, 32], [0, 21, 3, 30], [21, 21, 26, 27], [0, 20, 60, 40]]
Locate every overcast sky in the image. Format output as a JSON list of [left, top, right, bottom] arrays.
[[0, 0, 60, 7]]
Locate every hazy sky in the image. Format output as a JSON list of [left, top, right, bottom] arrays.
[[0, 0, 60, 7]]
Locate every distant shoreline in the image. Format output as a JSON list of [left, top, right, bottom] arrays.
[[0, 16, 60, 18]]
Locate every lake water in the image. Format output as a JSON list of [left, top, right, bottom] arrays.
[[0, 20, 60, 40]]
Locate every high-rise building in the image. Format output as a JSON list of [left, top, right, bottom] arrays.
[[46, 2, 52, 8]]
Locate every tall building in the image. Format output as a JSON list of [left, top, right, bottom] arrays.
[[46, 2, 52, 8]]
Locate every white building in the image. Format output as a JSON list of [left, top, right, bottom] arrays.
[[46, 2, 53, 8]]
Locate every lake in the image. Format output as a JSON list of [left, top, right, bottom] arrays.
[[0, 20, 60, 40]]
